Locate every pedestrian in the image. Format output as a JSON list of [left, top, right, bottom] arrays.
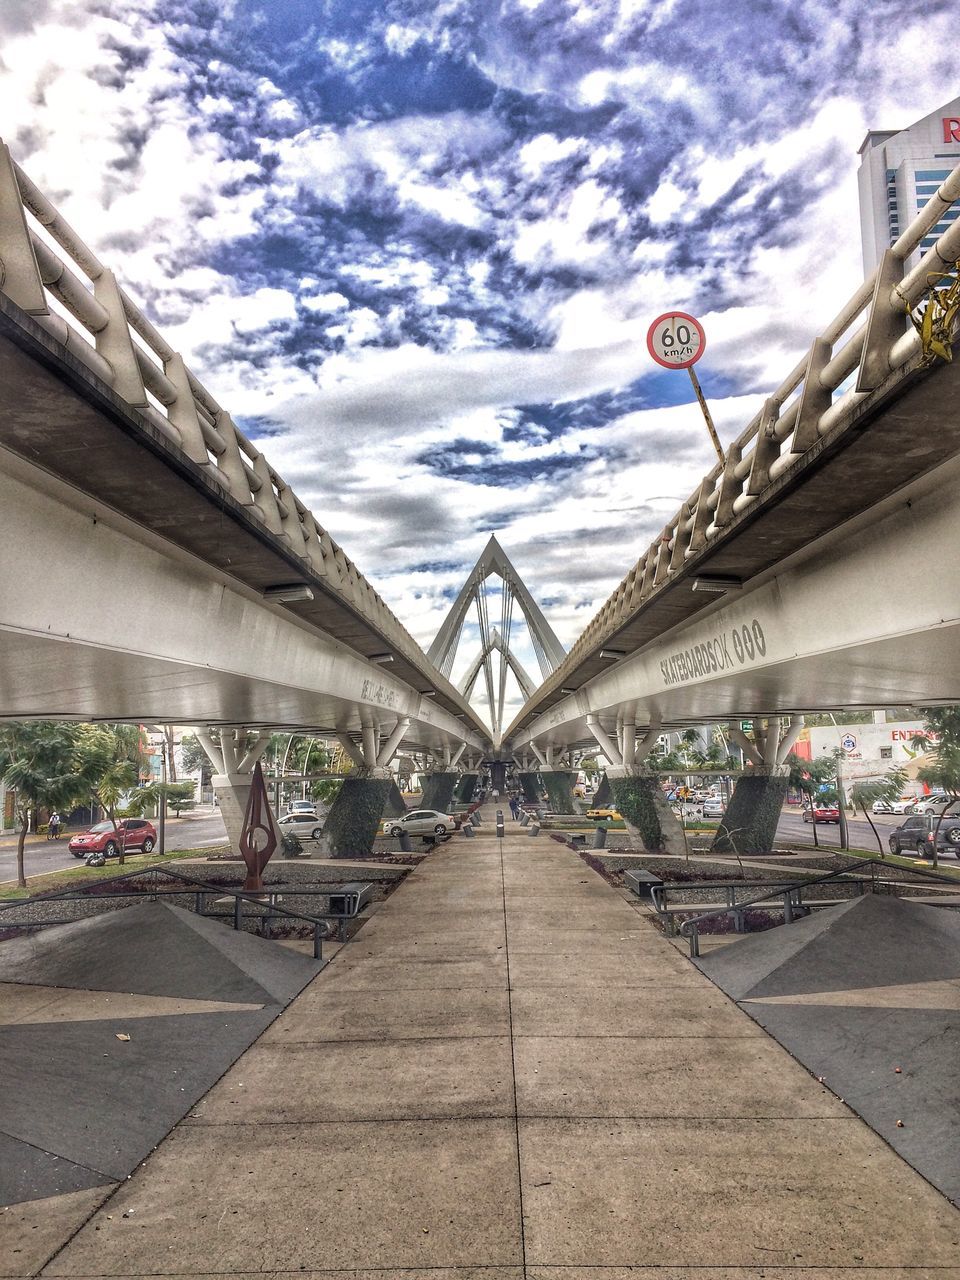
[[48, 811, 61, 838], [492, 787, 500, 801]]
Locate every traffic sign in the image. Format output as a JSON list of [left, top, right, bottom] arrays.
[[739, 720, 753, 732], [646, 311, 706, 370]]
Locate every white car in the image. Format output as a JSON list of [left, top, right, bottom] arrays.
[[913, 795, 953, 814], [384, 809, 456, 838], [277, 812, 324, 840], [873, 797, 916, 815], [702, 798, 725, 818]]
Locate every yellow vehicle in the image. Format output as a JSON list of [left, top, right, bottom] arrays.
[[585, 807, 623, 821]]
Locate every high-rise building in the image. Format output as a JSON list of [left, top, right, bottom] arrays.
[[857, 96, 960, 274]]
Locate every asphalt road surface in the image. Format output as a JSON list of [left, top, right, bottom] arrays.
[[776, 807, 959, 860], [0, 807, 228, 885]]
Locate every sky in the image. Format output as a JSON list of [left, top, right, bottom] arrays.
[[0, 0, 955, 726]]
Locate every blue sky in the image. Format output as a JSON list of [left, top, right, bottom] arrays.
[[0, 0, 955, 722]]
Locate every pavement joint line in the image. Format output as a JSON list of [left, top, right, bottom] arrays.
[[181, 1111, 856, 1125], [497, 824, 528, 1277]]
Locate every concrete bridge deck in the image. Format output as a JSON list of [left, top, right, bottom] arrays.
[[24, 806, 960, 1277]]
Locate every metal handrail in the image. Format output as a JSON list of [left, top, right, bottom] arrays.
[[0, 864, 376, 959], [676, 856, 960, 956]]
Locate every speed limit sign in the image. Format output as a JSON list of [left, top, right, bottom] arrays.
[[646, 312, 706, 369]]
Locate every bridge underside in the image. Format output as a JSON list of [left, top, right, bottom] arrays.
[[0, 452, 485, 757], [510, 451, 960, 753]]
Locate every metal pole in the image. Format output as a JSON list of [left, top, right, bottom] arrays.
[[158, 728, 167, 856], [687, 366, 724, 464], [836, 753, 849, 851]]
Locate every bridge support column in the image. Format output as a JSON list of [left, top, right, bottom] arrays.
[[712, 716, 803, 855], [541, 769, 579, 814], [198, 731, 272, 854], [454, 772, 479, 804], [518, 771, 542, 804], [593, 717, 685, 854], [322, 773, 394, 857], [323, 717, 414, 855], [421, 770, 459, 812]]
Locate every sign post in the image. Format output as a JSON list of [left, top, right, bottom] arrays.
[[646, 311, 723, 464]]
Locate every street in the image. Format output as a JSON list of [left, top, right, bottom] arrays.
[[0, 807, 228, 885], [776, 806, 959, 859]]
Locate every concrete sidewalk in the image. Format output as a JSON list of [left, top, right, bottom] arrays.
[[23, 804, 960, 1276]]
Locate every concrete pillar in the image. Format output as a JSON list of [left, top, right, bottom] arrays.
[[454, 772, 479, 804], [421, 770, 458, 812], [198, 731, 271, 853], [711, 716, 802, 855], [607, 767, 687, 856], [321, 773, 394, 857], [541, 769, 579, 814], [489, 761, 507, 792], [518, 771, 542, 805], [712, 772, 789, 856]]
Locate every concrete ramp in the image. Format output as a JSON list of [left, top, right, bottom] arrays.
[[0, 899, 318, 1003], [0, 902, 320, 1207], [698, 894, 960, 1204]]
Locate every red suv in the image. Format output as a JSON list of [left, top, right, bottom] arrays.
[[69, 819, 157, 859]]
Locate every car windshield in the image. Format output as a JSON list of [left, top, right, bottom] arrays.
[[88, 821, 114, 833]]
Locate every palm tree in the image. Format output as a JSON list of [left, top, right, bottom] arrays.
[[75, 724, 147, 864], [0, 722, 84, 888]]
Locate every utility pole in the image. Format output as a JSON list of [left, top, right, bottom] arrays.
[[158, 728, 168, 857]]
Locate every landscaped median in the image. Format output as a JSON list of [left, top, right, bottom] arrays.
[[0, 847, 221, 900]]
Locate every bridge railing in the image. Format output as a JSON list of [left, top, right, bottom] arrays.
[[559, 159, 960, 678], [0, 142, 427, 672]]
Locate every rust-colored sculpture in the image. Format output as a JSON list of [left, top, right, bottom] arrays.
[[238, 760, 277, 893]]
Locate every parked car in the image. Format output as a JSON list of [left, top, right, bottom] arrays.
[[285, 800, 318, 816], [802, 805, 840, 824], [702, 797, 725, 818], [889, 812, 960, 856], [912, 795, 954, 815], [871, 797, 917, 815], [586, 808, 623, 821], [69, 818, 157, 858], [384, 809, 456, 838], [278, 812, 324, 840]]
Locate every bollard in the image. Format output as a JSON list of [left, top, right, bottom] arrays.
[[519, 812, 530, 827], [399, 833, 412, 852], [496, 809, 505, 838], [593, 825, 607, 849], [463, 823, 474, 838], [472, 811, 481, 826], [529, 822, 540, 837]]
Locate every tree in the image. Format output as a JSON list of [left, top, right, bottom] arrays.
[[0, 722, 85, 889], [850, 768, 908, 857], [785, 753, 841, 850], [914, 707, 960, 868], [75, 725, 147, 865], [180, 733, 213, 786]]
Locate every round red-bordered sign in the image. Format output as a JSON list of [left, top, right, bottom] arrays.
[[646, 312, 706, 370]]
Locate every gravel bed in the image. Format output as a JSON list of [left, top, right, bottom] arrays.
[[0, 858, 410, 936]]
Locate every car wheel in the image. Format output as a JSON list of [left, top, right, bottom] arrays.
[[72, 851, 85, 859], [104, 841, 118, 857], [946, 827, 960, 845], [311, 827, 323, 840], [889, 837, 899, 854], [390, 826, 404, 838], [917, 840, 928, 856], [434, 824, 446, 835], [802, 811, 809, 823], [142, 837, 155, 853]]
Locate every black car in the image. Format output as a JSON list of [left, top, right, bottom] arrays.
[[889, 811, 960, 857]]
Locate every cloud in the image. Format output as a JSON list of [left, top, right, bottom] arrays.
[[1, 0, 956, 732]]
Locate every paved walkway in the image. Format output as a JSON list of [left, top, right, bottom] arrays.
[[27, 805, 960, 1276]]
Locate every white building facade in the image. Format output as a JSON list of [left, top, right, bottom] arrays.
[[858, 96, 960, 273]]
